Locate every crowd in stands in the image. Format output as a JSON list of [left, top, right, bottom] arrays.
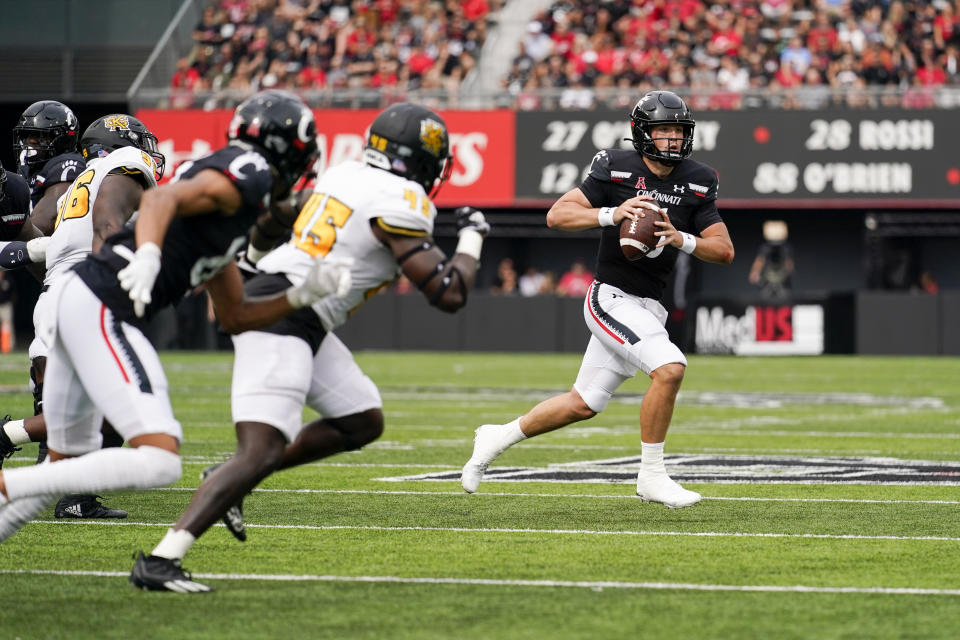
[[171, 0, 960, 110], [171, 0, 501, 106], [507, 0, 960, 110]]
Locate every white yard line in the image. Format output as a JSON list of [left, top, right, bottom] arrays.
[[27, 520, 960, 542], [2, 569, 957, 596], [153, 486, 960, 505]]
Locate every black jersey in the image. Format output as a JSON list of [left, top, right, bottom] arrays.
[[25, 152, 85, 208], [0, 170, 31, 241], [74, 144, 274, 325], [578, 148, 723, 301]]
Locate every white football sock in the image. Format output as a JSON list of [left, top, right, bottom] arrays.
[[3, 419, 30, 446], [504, 418, 528, 445], [0, 495, 56, 542], [3, 446, 181, 501], [152, 527, 197, 561], [640, 441, 666, 474]]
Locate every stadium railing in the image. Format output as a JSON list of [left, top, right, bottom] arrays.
[[128, 85, 960, 113]]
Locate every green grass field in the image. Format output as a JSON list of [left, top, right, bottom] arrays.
[[1, 351, 959, 639]]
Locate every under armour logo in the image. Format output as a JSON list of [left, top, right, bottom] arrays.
[[674, 185, 685, 193]]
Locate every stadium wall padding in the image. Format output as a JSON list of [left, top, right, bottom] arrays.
[[331, 292, 952, 356]]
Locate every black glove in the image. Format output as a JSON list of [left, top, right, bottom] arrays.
[[454, 206, 490, 237]]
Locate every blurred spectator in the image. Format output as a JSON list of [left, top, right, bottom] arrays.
[[394, 274, 415, 295], [917, 271, 940, 295], [749, 220, 795, 299], [556, 258, 593, 298], [491, 257, 518, 295], [518, 266, 546, 297]]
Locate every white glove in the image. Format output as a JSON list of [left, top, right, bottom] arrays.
[[116, 242, 162, 317], [286, 257, 354, 309], [26, 236, 51, 263]]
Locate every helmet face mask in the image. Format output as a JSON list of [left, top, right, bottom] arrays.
[[13, 100, 79, 178], [80, 114, 166, 180], [364, 103, 453, 197], [630, 91, 695, 166], [228, 90, 318, 198], [0, 166, 6, 202]]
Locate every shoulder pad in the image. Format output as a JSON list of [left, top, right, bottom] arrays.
[[37, 153, 85, 189], [683, 161, 720, 200], [181, 145, 274, 212], [102, 146, 160, 188], [586, 149, 613, 182]]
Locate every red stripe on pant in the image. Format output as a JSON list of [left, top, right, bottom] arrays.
[[586, 282, 625, 345], [100, 304, 130, 383]]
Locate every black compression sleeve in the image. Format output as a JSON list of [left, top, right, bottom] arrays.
[[0, 241, 30, 270]]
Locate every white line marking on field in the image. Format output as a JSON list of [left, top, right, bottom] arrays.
[[153, 487, 960, 505], [28, 520, 960, 542], [2, 569, 958, 596], [680, 430, 960, 440]]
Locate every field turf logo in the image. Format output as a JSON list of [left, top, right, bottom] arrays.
[[383, 454, 960, 486]]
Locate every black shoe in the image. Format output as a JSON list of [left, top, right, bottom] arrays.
[[200, 463, 247, 542], [54, 494, 128, 519], [36, 440, 48, 464], [129, 551, 213, 593], [0, 415, 20, 469]]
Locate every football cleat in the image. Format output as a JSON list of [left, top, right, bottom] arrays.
[[130, 551, 213, 593], [0, 415, 20, 468], [636, 471, 701, 509], [54, 494, 128, 518], [200, 463, 247, 542], [461, 424, 511, 494]]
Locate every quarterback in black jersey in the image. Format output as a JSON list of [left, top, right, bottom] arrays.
[[0, 91, 350, 550], [463, 90, 734, 508]]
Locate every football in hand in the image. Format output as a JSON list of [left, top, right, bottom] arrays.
[[619, 212, 661, 260]]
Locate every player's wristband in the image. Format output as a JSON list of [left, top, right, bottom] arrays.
[[455, 229, 484, 261], [679, 232, 697, 255], [597, 207, 616, 227]]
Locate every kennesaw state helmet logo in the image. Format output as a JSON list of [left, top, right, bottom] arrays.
[[419, 119, 445, 157], [103, 115, 131, 131]]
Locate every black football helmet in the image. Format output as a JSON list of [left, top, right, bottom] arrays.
[[227, 90, 318, 197], [630, 91, 695, 166], [13, 100, 79, 178], [363, 102, 453, 196], [80, 114, 166, 180], [0, 166, 7, 202]]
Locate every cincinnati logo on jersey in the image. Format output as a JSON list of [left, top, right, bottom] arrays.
[[103, 115, 131, 131], [419, 119, 445, 157]]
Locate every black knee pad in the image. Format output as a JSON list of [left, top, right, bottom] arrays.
[[332, 411, 384, 452]]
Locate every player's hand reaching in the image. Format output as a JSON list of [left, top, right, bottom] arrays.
[[116, 242, 162, 317], [286, 256, 354, 309], [454, 206, 490, 237]]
